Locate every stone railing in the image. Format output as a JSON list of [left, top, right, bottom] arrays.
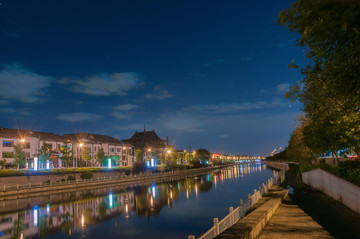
[[188, 169, 286, 239]]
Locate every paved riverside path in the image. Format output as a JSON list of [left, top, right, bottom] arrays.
[[258, 195, 332, 239], [215, 187, 332, 239]]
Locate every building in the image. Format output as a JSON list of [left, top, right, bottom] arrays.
[[0, 127, 134, 169], [64, 133, 134, 167], [0, 128, 65, 169], [122, 129, 173, 165]]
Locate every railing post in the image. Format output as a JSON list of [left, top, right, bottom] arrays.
[[40, 182, 42, 187], [17, 184, 19, 190], [188, 236, 195, 239], [104, 176, 105, 181], [29, 182, 31, 189], [214, 218, 219, 236], [229, 206, 234, 225], [240, 199, 244, 217], [3, 185, 5, 191]]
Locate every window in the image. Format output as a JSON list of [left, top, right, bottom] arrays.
[[94, 147, 97, 152], [110, 148, 114, 152], [25, 153, 30, 158], [117, 148, 120, 152], [2, 152, 13, 158], [2, 141, 14, 147], [57, 144, 61, 149], [44, 143, 52, 149], [23, 142, 30, 149]]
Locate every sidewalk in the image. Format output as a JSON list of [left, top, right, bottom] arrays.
[[258, 195, 332, 239]]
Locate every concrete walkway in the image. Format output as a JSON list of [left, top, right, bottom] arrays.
[[259, 196, 332, 239]]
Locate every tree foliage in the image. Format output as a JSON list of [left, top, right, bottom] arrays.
[[59, 142, 72, 168], [96, 148, 106, 166], [278, 0, 360, 155], [13, 144, 25, 169], [196, 148, 211, 161], [38, 143, 51, 164], [82, 147, 91, 167], [286, 116, 313, 164], [135, 149, 143, 162]]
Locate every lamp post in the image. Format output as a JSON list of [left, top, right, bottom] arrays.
[[77, 143, 83, 168]]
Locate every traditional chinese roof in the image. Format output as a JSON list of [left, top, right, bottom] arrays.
[[122, 130, 166, 149]]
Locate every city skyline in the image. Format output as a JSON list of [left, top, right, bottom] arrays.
[[0, 0, 306, 156]]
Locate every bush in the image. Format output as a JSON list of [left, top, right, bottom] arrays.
[[67, 175, 76, 181], [80, 171, 93, 179], [132, 161, 146, 174]]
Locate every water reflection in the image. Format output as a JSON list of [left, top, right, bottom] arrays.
[[0, 163, 268, 239]]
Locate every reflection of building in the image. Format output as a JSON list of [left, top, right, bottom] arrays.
[[211, 153, 262, 161], [0, 191, 135, 239], [0, 127, 135, 168]]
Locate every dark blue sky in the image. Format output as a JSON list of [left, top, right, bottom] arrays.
[[0, 0, 306, 156]]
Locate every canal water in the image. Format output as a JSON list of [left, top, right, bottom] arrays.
[[0, 163, 275, 239]]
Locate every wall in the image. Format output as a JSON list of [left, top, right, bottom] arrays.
[[302, 168, 360, 214]]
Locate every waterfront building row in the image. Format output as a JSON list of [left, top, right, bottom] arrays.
[[0, 127, 135, 168]]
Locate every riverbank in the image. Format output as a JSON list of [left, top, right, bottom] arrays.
[[0, 164, 232, 199], [285, 163, 360, 238]]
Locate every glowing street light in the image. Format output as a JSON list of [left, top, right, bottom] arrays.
[[20, 139, 25, 143]]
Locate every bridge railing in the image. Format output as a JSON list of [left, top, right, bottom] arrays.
[[188, 167, 286, 239]]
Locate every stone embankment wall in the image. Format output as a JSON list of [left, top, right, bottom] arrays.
[[302, 168, 360, 214], [0, 171, 125, 187]]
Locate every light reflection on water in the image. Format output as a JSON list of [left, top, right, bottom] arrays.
[[0, 163, 273, 239]]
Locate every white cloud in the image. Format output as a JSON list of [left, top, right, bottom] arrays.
[[56, 112, 103, 123], [144, 85, 172, 100], [0, 100, 9, 105], [275, 83, 290, 95], [0, 63, 53, 103], [160, 112, 204, 132], [113, 104, 138, 111], [59, 72, 144, 96], [184, 99, 286, 114], [112, 111, 131, 120]]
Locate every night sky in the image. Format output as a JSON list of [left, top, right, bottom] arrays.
[[0, 0, 306, 156]]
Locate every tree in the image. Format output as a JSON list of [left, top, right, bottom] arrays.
[[113, 153, 120, 167], [13, 144, 25, 170], [82, 147, 91, 167], [286, 117, 313, 165], [196, 148, 211, 162], [135, 149, 143, 162], [59, 142, 72, 168], [185, 152, 190, 163], [38, 143, 51, 168], [278, 0, 360, 156], [0, 159, 6, 169], [96, 148, 106, 166]]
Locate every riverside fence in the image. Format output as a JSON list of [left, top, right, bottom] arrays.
[[188, 167, 286, 239], [0, 166, 229, 197]]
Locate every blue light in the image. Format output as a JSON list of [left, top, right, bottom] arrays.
[[109, 193, 113, 208], [147, 161, 150, 167], [34, 157, 38, 171], [108, 158, 112, 169], [46, 160, 50, 170], [152, 185, 156, 198], [33, 206, 38, 226]]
